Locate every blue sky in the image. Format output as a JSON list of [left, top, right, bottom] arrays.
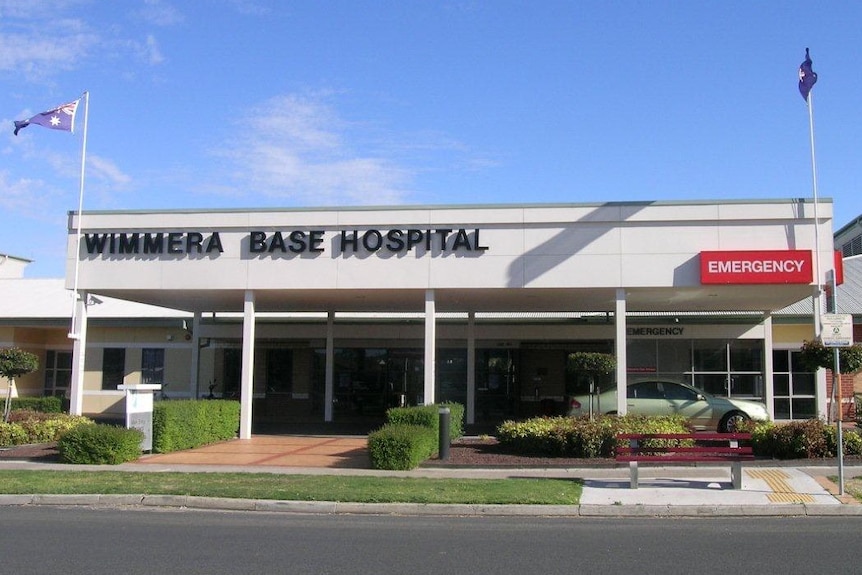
[[3, 1, 861, 277]]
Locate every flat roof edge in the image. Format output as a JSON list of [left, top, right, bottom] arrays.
[[67, 197, 832, 217]]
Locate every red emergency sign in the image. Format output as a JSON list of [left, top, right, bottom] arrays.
[[700, 250, 813, 284]]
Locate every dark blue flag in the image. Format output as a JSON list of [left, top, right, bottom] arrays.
[[13, 99, 80, 136], [798, 48, 817, 102]]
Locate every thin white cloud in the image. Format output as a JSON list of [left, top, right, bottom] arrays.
[[136, 0, 184, 26], [225, 0, 271, 16], [0, 27, 97, 78], [0, 170, 63, 217], [214, 95, 412, 205], [88, 155, 132, 187], [143, 34, 164, 65]]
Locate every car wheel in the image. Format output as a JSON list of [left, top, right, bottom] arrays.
[[719, 411, 749, 433]]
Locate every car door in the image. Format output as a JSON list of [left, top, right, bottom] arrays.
[[659, 381, 713, 430], [627, 381, 674, 418]]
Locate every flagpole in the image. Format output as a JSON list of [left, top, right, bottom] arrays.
[[806, 89, 823, 344], [69, 91, 89, 339]]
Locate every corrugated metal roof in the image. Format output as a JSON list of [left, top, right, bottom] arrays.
[[774, 255, 862, 316]]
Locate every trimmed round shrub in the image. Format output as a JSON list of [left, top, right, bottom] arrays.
[[368, 424, 437, 470], [57, 424, 144, 465]]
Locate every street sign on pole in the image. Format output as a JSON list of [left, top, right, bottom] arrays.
[[821, 313, 853, 348]]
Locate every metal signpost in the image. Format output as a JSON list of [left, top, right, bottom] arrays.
[[821, 312, 852, 495]]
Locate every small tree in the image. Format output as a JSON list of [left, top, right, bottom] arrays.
[[567, 352, 617, 387], [0, 347, 39, 422], [798, 340, 862, 374]]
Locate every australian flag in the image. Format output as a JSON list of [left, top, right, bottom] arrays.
[[13, 99, 80, 136], [798, 48, 817, 102]]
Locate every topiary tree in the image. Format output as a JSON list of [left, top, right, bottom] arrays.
[[566, 352, 617, 417], [0, 347, 39, 422]]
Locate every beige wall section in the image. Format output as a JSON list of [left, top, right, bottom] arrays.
[[772, 323, 816, 346]]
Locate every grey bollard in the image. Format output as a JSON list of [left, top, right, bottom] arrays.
[[438, 406, 451, 461]]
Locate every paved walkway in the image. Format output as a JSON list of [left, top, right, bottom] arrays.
[[137, 435, 371, 469], [2, 435, 862, 516]]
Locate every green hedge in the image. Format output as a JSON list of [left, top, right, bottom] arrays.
[[9, 396, 62, 413], [365, 403, 464, 470], [496, 415, 691, 458], [367, 424, 437, 470], [748, 419, 862, 459], [57, 424, 144, 464], [0, 411, 92, 446], [385, 402, 464, 441], [152, 399, 240, 453]]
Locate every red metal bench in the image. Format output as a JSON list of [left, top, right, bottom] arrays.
[[616, 432, 754, 489]]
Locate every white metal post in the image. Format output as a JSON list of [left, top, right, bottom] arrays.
[[239, 290, 256, 439]]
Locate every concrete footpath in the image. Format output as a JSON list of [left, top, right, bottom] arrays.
[[1, 435, 861, 517]]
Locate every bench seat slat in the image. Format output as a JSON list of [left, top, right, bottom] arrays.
[[615, 432, 753, 489]]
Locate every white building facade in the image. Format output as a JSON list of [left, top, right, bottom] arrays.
[[62, 199, 835, 438]]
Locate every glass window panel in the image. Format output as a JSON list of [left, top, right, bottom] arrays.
[[626, 340, 657, 374], [773, 374, 790, 396], [730, 340, 762, 371], [772, 350, 790, 373], [773, 398, 791, 420], [793, 372, 816, 396], [656, 340, 692, 375], [101, 348, 126, 391], [791, 398, 817, 419], [729, 374, 762, 398], [141, 348, 165, 385], [692, 341, 726, 371], [265, 348, 293, 393], [693, 374, 727, 396]]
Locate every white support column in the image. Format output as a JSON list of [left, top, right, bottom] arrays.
[[190, 311, 201, 398], [424, 289, 436, 405], [239, 290, 256, 439], [466, 312, 476, 425], [615, 288, 628, 415], [762, 313, 774, 421], [68, 292, 88, 416], [324, 311, 334, 422]]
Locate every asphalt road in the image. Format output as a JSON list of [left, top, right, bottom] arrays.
[[1, 506, 859, 574]]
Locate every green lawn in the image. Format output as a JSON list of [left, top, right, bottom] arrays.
[[0, 470, 582, 505]]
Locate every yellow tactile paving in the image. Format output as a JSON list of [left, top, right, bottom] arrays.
[[747, 469, 816, 503]]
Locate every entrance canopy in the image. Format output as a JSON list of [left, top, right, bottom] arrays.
[[65, 199, 832, 316]]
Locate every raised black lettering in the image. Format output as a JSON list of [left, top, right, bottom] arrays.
[[386, 229, 405, 251], [167, 232, 184, 254], [118, 233, 139, 253], [249, 231, 267, 253], [186, 232, 204, 253], [268, 231, 287, 253], [309, 230, 325, 253], [84, 234, 109, 253], [452, 229, 471, 251], [363, 229, 383, 251], [288, 230, 306, 253], [473, 229, 488, 251], [341, 230, 358, 252], [205, 233, 223, 253], [143, 233, 164, 253], [406, 229, 423, 250]]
